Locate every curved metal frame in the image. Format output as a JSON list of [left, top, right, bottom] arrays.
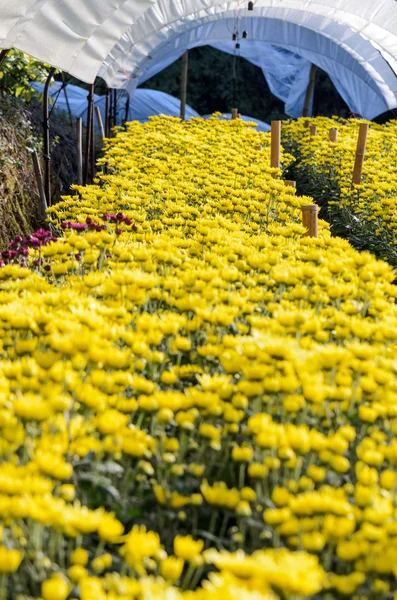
[[43, 67, 56, 207]]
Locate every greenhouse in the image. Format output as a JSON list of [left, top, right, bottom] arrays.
[[2, 2, 397, 600]]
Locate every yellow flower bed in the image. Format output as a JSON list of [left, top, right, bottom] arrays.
[[283, 116, 397, 264], [1, 115, 397, 598]]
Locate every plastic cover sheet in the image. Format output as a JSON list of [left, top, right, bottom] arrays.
[[121, 16, 396, 119], [4, 1, 397, 118], [99, 0, 397, 89], [0, 0, 154, 82], [2, 1, 397, 88], [30, 82, 199, 126]]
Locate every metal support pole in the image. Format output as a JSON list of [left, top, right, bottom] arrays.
[[63, 83, 73, 128], [0, 49, 10, 65], [108, 89, 113, 135], [180, 51, 188, 120], [90, 101, 95, 184], [76, 118, 83, 185], [302, 64, 317, 118], [124, 94, 130, 127], [43, 67, 56, 207], [84, 83, 94, 185], [105, 87, 110, 138], [113, 89, 117, 128]]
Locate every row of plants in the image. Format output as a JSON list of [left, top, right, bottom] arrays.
[[282, 116, 397, 267], [1, 115, 397, 599]]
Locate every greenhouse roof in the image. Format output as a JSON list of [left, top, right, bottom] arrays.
[[2, 1, 397, 118]]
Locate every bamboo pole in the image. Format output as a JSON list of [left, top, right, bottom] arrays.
[[180, 51, 188, 121], [301, 204, 318, 238], [310, 125, 317, 136], [271, 120, 281, 171], [329, 128, 338, 142], [76, 118, 83, 185], [303, 64, 317, 118], [284, 180, 296, 188], [95, 107, 105, 145], [352, 123, 369, 185], [231, 108, 239, 120], [32, 151, 48, 216]]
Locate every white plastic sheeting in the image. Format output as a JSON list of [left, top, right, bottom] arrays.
[[0, 0, 154, 82], [30, 82, 199, 126], [2, 1, 397, 118], [118, 16, 396, 118], [99, 1, 397, 87]]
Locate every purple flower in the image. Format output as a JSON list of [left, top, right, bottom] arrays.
[[70, 223, 88, 231]]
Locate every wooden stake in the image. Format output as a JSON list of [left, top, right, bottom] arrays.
[[301, 204, 318, 237], [310, 125, 317, 136], [329, 128, 338, 142], [303, 64, 317, 117], [76, 118, 83, 185], [303, 120, 310, 128], [32, 151, 47, 216], [284, 180, 296, 188], [271, 120, 281, 171], [352, 123, 369, 185], [180, 51, 188, 121], [231, 108, 239, 120], [95, 107, 105, 145]]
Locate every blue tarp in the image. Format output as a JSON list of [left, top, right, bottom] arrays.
[[30, 82, 270, 132], [30, 82, 199, 126]]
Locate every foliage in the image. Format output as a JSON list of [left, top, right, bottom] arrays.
[[0, 95, 44, 248], [0, 49, 50, 101], [0, 117, 397, 598], [282, 116, 397, 266]]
